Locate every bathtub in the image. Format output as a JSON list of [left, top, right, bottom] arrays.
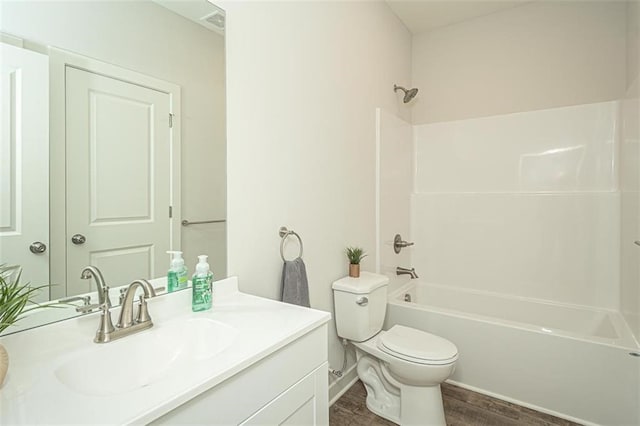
[[385, 281, 640, 426]]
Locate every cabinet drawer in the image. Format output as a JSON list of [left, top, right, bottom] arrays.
[[241, 362, 328, 426]]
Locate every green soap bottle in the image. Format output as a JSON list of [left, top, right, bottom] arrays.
[[167, 251, 188, 292], [192, 255, 213, 312]]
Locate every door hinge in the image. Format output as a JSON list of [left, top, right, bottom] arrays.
[[169, 113, 174, 128], [169, 206, 173, 218]]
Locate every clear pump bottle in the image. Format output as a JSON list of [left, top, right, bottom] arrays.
[[167, 251, 188, 292], [192, 255, 213, 311]]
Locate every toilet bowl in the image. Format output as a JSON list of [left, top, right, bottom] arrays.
[[332, 272, 458, 426], [376, 325, 457, 387], [353, 325, 457, 425]]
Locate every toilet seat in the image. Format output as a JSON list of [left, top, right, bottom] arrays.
[[377, 325, 458, 365]]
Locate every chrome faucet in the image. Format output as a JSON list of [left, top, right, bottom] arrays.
[[80, 266, 112, 308], [396, 267, 418, 279], [92, 279, 157, 343], [117, 279, 156, 329]]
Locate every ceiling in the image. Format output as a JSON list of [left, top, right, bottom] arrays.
[[385, 0, 532, 35], [153, 0, 225, 35]]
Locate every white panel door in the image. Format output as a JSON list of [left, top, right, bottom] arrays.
[[0, 43, 49, 302], [65, 66, 171, 295]]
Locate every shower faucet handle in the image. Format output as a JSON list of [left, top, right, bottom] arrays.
[[393, 234, 414, 254]]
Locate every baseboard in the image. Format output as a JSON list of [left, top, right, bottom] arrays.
[[445, 379, 594, 426], [328, 364, 359, 406]]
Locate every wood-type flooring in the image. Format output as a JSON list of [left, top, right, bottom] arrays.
[[329, 380, 581, 426]]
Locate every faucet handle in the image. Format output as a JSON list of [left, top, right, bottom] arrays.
[[60, 295, 92, 306], [135, 295, 152, 323], [76, 303, 100, 313], [94, 303, 116, 343], [103, 285, 112, 308], [393, 234, 415, 254]]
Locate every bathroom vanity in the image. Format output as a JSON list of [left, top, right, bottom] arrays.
[[0, 277, 330, 425]]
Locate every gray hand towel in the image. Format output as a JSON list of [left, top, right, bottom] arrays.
[[281, 257, 310, 307]]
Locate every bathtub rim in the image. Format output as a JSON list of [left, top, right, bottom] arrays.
[[388, 281, 640, 351]]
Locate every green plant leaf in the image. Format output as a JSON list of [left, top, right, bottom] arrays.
[[345, 246, 367, 265], [0, 264, 49, 334]]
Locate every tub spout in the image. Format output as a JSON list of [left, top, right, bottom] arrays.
[[396, 267, 418, 279]]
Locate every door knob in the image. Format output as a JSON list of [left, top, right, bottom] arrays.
[[71, 234, 86, 245], [29, 242, 47, 254]]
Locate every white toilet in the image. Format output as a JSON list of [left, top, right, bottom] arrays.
[[332, 272, 458, 426]]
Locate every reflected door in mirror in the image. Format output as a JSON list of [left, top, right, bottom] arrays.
[[0, 43, 49, 302], [65, 66, 172, 295]]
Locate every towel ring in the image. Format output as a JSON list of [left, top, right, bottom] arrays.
[[279, 226, 303, 261]]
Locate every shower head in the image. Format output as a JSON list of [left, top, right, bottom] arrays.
[[394, 84, 419, 103]]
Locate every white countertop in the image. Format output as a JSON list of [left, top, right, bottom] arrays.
[[0, 277, 330, 425]]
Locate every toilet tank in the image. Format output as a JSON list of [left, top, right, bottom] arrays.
[[332, 272, 389, 342]]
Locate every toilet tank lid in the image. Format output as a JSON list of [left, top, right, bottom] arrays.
[[332, 272, 389, 294]]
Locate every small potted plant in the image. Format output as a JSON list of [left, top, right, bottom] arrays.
[[0, 265, 47, 387], [346, 246, 367, 278]]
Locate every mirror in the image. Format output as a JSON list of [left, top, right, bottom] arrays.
[[0, 0, 226, 332]]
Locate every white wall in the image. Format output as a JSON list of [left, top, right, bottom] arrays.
[[411, 1, 626, 124], [222, 0, 411, 397], [620, 0, 640, 340], [0, 1, 227, 280]]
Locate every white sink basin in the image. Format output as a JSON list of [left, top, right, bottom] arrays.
[[54, 318, 238, 397]]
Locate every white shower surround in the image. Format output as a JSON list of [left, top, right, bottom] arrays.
[[411, 101, 621, 310]]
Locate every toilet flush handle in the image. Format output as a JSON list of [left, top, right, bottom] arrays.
[[356, 297, 368, 306]]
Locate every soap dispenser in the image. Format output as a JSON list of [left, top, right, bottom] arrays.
[[167, 251, 188, 292], [192, 255, 213, 312]]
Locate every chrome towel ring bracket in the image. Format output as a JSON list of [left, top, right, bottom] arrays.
[[279, 226, 303, 261]]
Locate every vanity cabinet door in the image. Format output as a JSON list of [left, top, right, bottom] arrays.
[[240, 362, 328, 426]]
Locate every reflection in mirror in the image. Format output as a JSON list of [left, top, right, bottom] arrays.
[[0, 0, 226, 334]]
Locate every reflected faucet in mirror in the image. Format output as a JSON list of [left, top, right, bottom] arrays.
[[77, 266, 112, 313], [58, 295, 92, 308]]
